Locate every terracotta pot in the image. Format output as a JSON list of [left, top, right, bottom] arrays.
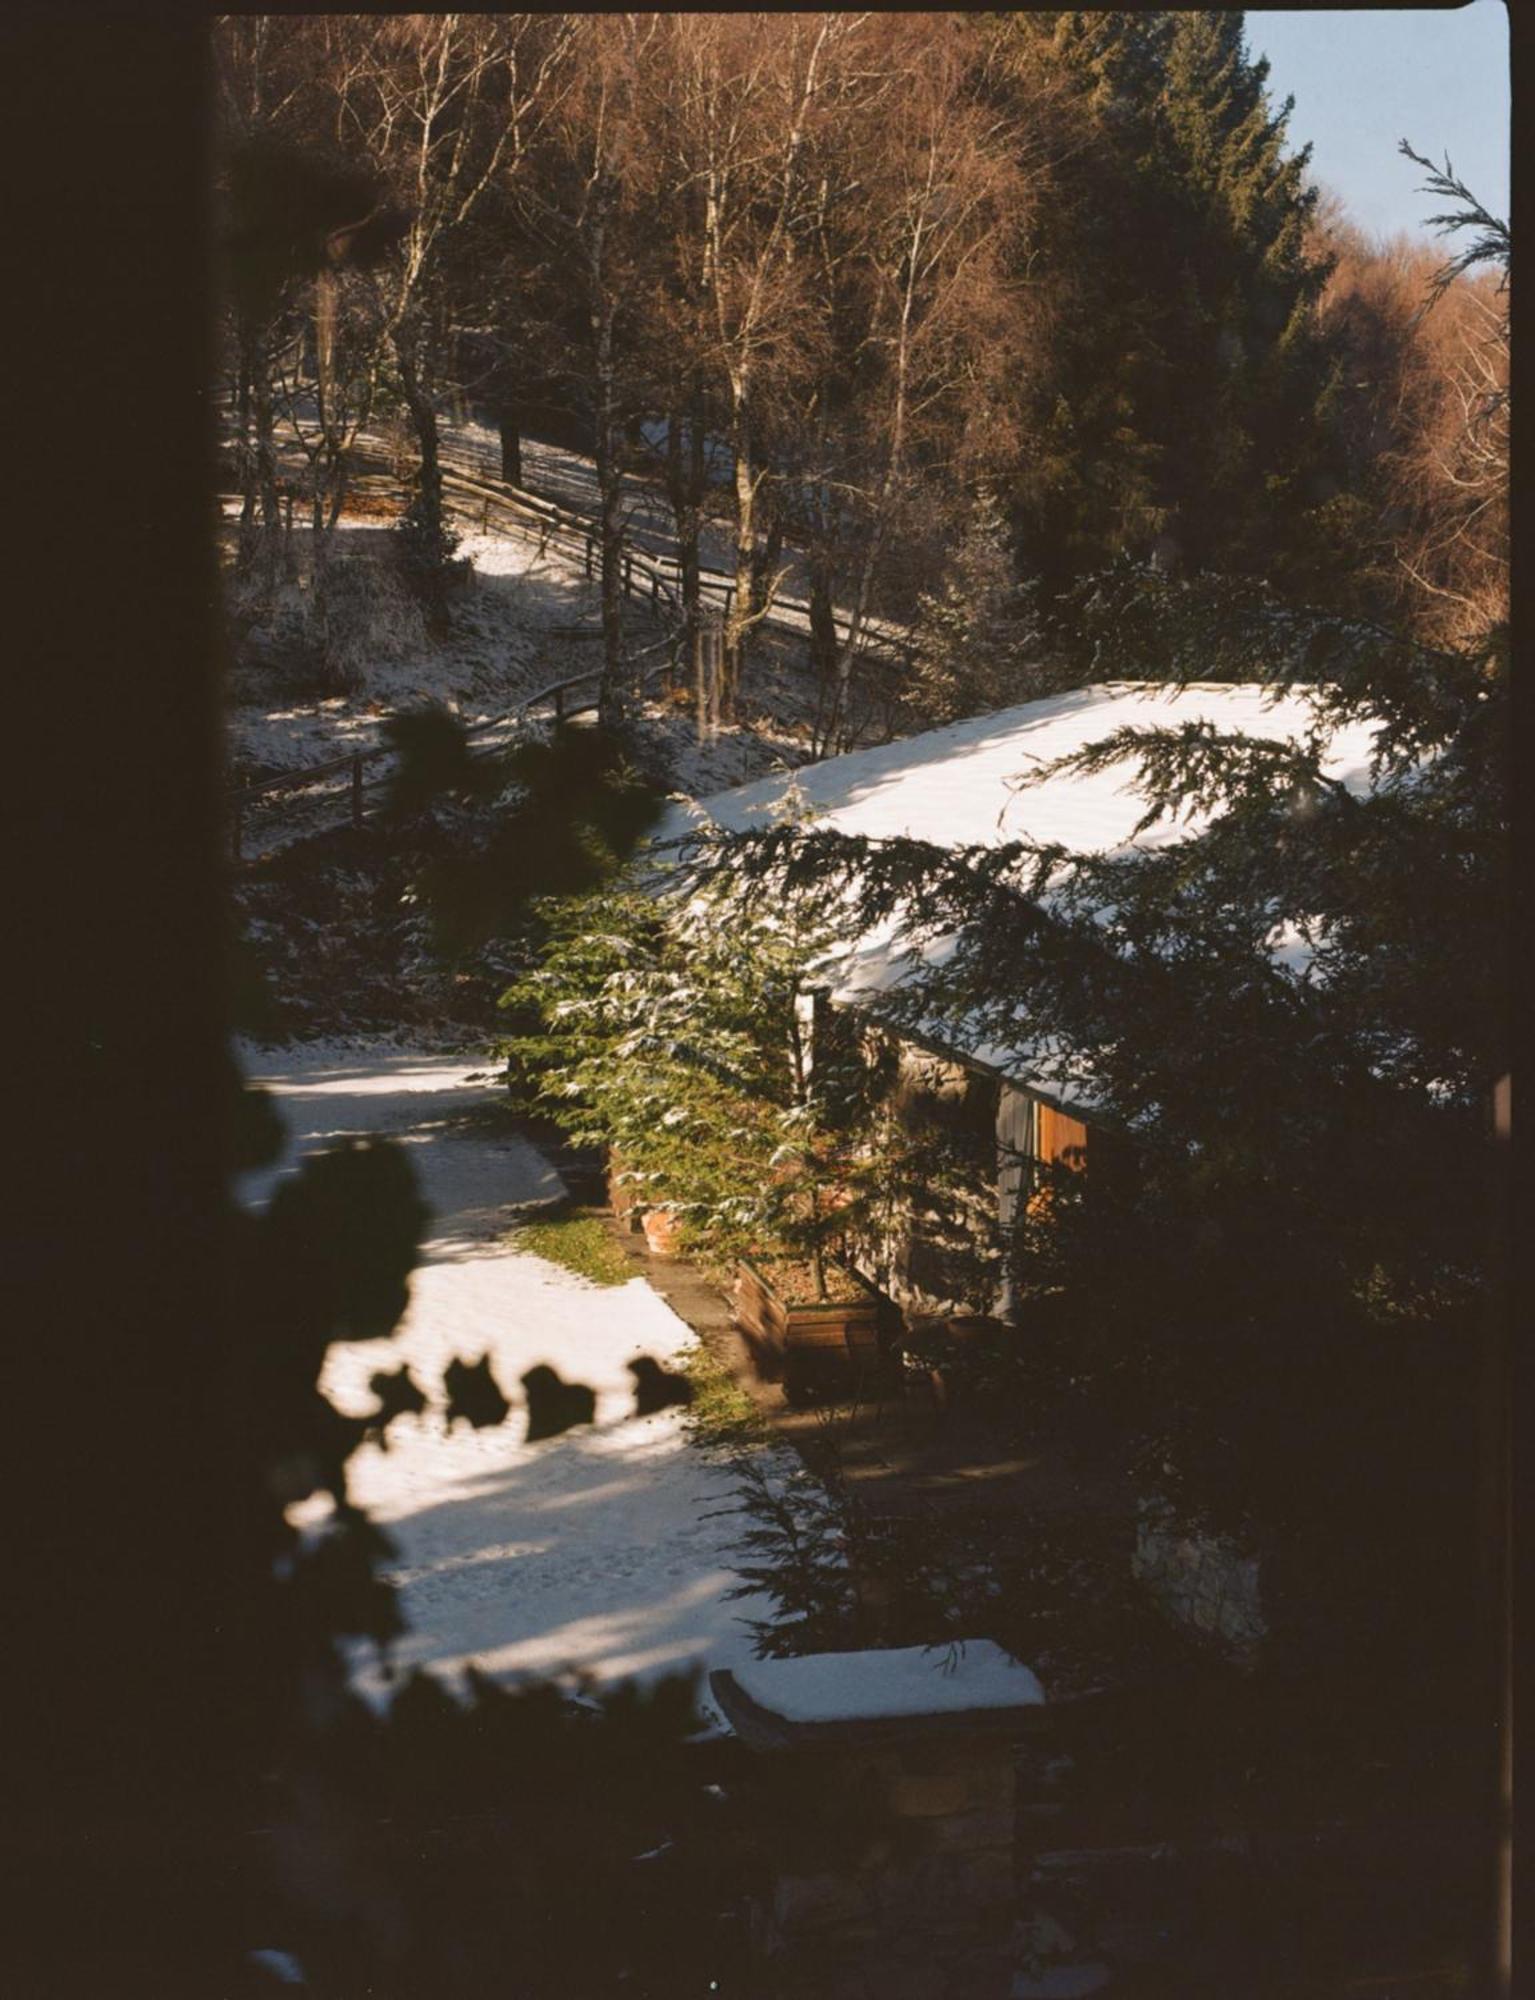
[[641, 1206, 683, 1257]]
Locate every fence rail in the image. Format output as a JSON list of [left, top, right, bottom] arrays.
[[223, 421, 910, 860], [251, 417, 906, 655], [226, 655, 677, 862]]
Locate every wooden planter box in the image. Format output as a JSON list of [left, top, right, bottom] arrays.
[[732, 1259, 892, 1406]]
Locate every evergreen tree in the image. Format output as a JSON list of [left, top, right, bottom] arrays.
[[499, 875, 907, 1294], [994, 11, 1346, 599], [1149, 11, 1342, 583], [683, 162, 1509, 1701], [989, 11, 1176, 599], [909, 488, 1052, 723]]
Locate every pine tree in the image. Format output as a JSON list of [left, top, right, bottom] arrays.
[[989, 11, 1177, 599], [909, 488, 1051, 722], [992, 11, 1345, 598], [499, 877, 907, 1293], [1149, 11, 1342, 584]]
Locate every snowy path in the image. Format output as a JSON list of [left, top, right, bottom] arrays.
[[238, 1041, 765, 1703]]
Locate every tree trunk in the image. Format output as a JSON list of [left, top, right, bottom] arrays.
[[664, 401, 707, 690], [498, 401, 522, 487], [808, 561, 841, 753], [593, 303, 626, 730], [751, 494, 784, 630], [726, 398, 757, 719], [395, 337, 450, 630], [401, 369, 442, 541], [239, 336, 283, 592], [254, 375, 281, 536], [235, 337, 257, 531]]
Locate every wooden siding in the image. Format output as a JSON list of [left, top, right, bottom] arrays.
[[1035, 1102, 1089, 1169]]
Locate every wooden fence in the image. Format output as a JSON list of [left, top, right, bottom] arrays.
[[226, 652, 680, 863], [328, 420, 904, 655], [223, 421, 909, 860]]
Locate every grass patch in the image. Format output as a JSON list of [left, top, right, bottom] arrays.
[[679, 1335, 765, 1454], [509, 1208, 636, 1287]]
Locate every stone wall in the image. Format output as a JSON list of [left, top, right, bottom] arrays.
[[745, 1723, 1064, 1982], [1132, 1500, 1265, 1664]]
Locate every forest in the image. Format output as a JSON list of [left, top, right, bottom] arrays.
[[218, 11, 1507, 736], [10, 10, 1509, 1999]]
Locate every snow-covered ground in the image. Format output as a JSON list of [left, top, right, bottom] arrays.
[[455, 417, 759, 592], [224, 515, 617, 779], [226, 408, 906, 790], [237, 1039, 767, 1704], [224, 502, 823, 858]]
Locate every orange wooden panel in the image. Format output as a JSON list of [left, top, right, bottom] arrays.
[[1037, 1103, 1089, 1168]]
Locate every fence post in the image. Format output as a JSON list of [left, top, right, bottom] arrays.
[[585, 536, 595, 578], [695, 620, 706, 743], [351, 754, 364, 830]]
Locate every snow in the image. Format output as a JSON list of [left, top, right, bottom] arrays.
[[236, 1040, 768, 1704], [222, 505, 822, 856], [222, 406, 909, 855], [224, 515, 617, 780], [728, 1640, 1045, 1725], [654, 682, 1382, 856], [651, 683, 1386, 1084], [456, 417, 755, 589]]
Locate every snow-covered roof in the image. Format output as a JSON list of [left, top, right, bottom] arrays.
[[655, 682, 1380, 854], [653, 684, 1383, 1097], [711, 1641, 1045, 1745]]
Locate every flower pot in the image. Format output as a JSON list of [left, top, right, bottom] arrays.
[[641, 1206, 684, 1257]]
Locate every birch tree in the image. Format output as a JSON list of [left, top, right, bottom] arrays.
[[661, 13, 856, 710], [214, 16, 313, 588], [321, 13, 575, 617], [513, 14, 667, 726], [792, 18, 1036, 751]]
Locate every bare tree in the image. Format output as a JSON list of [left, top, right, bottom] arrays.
[[657, 14, 859, 710], [1316, 157, 1508, 646], [515, 14, 667, 726], [790, 17, 1038, 750], [214, 16, 313, 590], [320, 14, 575, 615], [1393, 145, 1509, 642], [264, 242, 391, 565]]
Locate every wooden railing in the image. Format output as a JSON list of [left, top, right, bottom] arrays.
[[227, 647, 688, 862], [281, 419, 905, 654], [222, 424, 909, 859]]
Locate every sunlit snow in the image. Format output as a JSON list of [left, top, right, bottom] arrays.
[[238, 1041, 766, 1707]]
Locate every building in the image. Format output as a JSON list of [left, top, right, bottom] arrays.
[[656, 681, 1382, 1321]]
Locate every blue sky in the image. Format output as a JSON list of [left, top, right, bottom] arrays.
[[1246, 3, 1511, 243]]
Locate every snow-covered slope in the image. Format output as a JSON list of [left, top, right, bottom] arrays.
[[225, 517, 617, 779], [238, 1042, 766, 1703]]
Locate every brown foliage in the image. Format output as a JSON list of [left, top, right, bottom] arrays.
[[1317, 210, 1508, 643]]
